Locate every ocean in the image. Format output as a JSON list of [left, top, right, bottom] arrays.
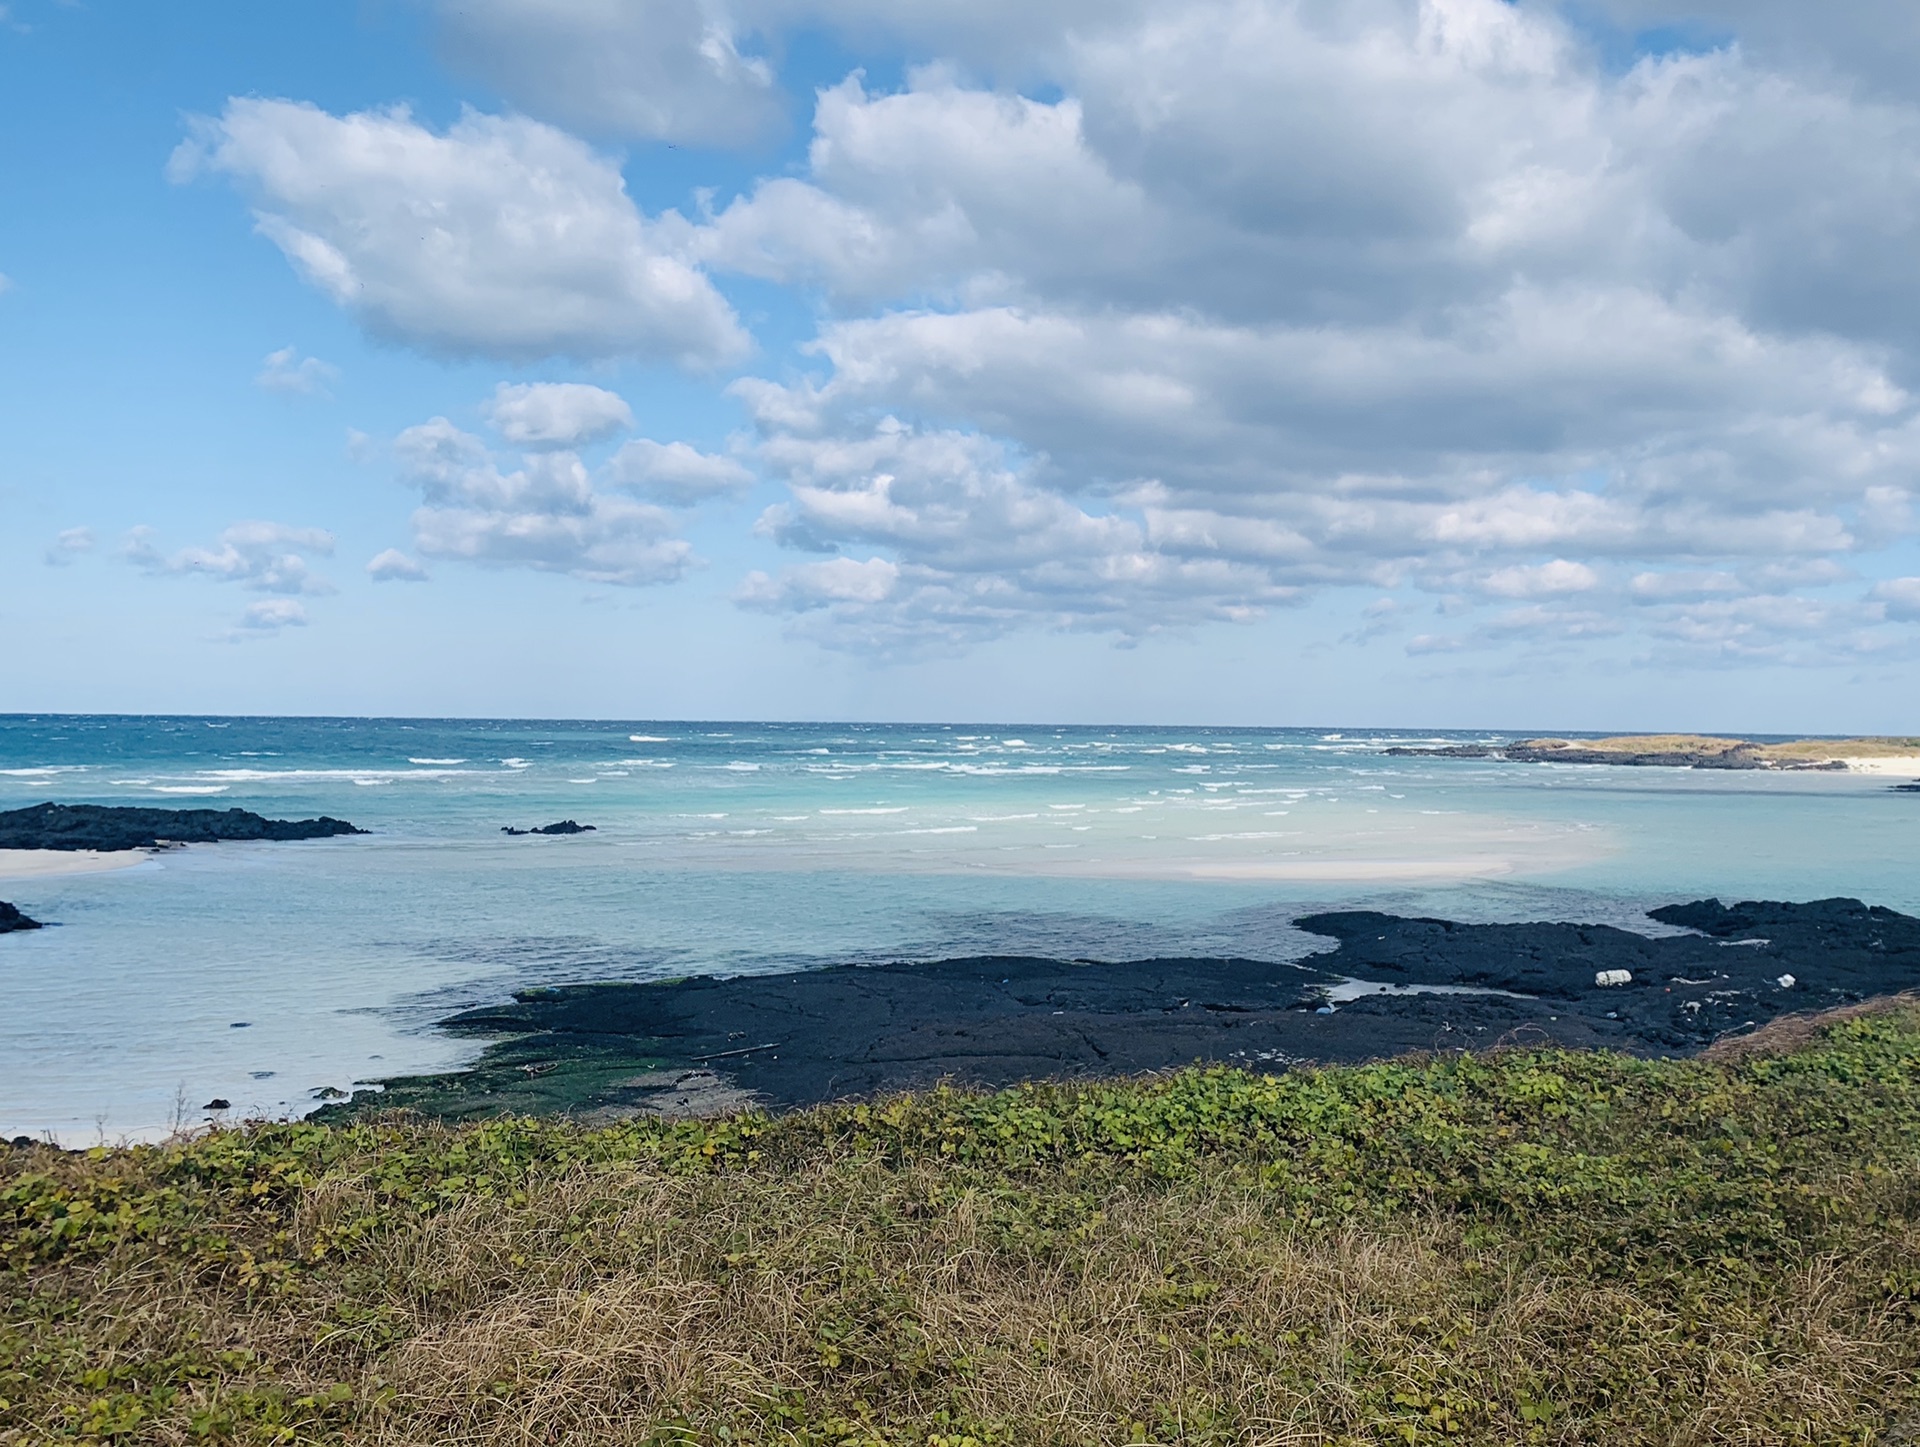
[[2, 714, 1916, 1142]]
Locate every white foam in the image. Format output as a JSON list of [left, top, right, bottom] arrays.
[[820, 807, 909, 815], [408, 757, 467, 765], [150, 785, 230, 795], [629, 735, 671, 742], [194, 768, 468, 783]]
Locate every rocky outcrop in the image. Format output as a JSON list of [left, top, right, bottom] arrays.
[[349, 897, 1920, 1121], [0, 901, 43, 934], [0, 803, 366, 852], [501, 820, 597, 836]]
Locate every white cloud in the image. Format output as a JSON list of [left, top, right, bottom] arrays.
[[43, 527, 93, 567], [1478, 559, 1600, 598], [436, 0, 782, 146], [689, 3, 1920, 658], [367, 548, 430, 583], [605, 437, 754, 503], [255, 346, 337, 396], [1872, 577, 1920, 622], [170, 99, 748, 365], [392, 415, 693, 585], [239, 599, 309, 632], [188, 0, 1920, 666], [128, 521, 336, 596], [735, 418, 1293, 653], [484, 382, 634, 449]]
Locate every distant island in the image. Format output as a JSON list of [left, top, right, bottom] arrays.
[[0, 802, 366, 852], [1385, 734, 1920, 772]]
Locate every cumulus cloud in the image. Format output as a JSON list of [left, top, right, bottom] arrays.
[[689, 0, 1920, 657], [366, 548, 429, 583], [128, 521, 336, 596], [436, 0, 782, 146], [390, 412, 692, 585], [1478, 560, 1600, 598], [1873, 577, 1920, 622], [484, 382, 634, 449], [43, 527, 93, 567], [238, 599, 309, 632], [255, 346, 337, 396], [190, 0, 1920, 665], [604, 438, 754, 503], [735, 418, 1293, 653], [170, 99, 748, 365]]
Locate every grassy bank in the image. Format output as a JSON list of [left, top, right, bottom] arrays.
[[7, 1007, 1920, 1445]]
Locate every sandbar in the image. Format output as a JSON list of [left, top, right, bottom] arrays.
[[0, 848, 153, 882]]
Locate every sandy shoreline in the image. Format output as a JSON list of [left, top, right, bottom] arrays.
[[0, 848, 155, 882], [1840, 756, 1920, 777]]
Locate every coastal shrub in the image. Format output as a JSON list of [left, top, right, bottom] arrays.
[[4, 1005, 1920, 1443]]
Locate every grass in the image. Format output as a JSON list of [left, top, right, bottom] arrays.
[[7, 1005, 1920, 1445]]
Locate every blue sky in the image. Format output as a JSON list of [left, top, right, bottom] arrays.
[[3, 0, 1919, 728]]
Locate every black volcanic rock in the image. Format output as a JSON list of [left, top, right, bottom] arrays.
[[0, 901, 42, 934], [360, 897, 1920, 1121], [501, 820, 596, 836], [0, 803, 365, 852]]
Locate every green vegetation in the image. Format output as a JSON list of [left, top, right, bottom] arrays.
[[7, 1005, 1920, 1444]]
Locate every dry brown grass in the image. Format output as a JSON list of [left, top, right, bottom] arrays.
[[1703, 991, 1920, 1062], [11, 1014, 1920, 1444], [25, 1157, 1920, 1445]]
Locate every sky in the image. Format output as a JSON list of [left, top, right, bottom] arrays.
[[2, 0, 1919, 729]]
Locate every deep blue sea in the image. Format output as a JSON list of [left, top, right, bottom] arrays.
[[3, 715, 1916, 1141]]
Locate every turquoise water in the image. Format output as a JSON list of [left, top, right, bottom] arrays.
[[2, 715, 1916, 1141]]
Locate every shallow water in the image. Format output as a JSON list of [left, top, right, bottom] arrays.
[[2, 715, 1915, 1141]]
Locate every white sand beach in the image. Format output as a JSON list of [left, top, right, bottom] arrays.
[[0, 848, 153, 882], [1840, 756, 1920, 777]]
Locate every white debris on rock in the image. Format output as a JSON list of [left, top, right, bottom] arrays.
[[1594, 969, 1633, 988], [1776, 974, 1797, 989]]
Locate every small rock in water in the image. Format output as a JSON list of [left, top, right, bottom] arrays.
[[502, 819, 597, 836], [310, 1086, 349, 1100], [229, 1021, 251, 1028], [1594, 969, 1633, 988], [203, 1098, 231, 1111], [0, 901, 44, 934]]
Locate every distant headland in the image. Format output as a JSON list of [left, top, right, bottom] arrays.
[[1385, 734, 1920, 773]]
